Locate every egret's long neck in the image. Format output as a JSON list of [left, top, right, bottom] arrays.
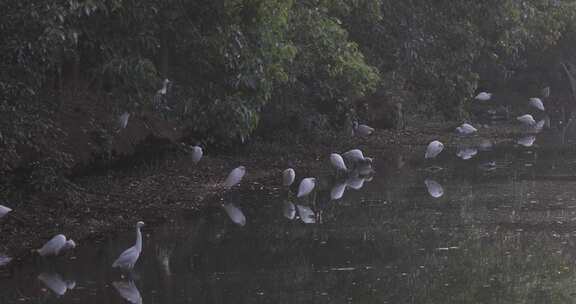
[[135, 226, 142, 253]]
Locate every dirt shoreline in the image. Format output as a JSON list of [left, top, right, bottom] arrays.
[[0, 122, 519, 261]]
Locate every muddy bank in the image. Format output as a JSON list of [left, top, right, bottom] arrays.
[[0, 121, 522, 260]]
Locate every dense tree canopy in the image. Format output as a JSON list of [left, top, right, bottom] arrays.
[[1, 0, 576, 174]]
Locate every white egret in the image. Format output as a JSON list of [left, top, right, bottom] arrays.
[[424, 179, 444, 198], [282, 168, 295, 186], [425, 140, 444, 159], [222, 203, 246, 226], [224, 166, 246, 188], [330, 153, 348, 172], [113, 281, 143, 304], [112, 221, 145, 270], [36, 234, 76, 257], [517, 135, 536, 147], [191, 146, 203, 164], [0, 205, 12, 218], [282, 201, 296, 220], [296, 205, 316, 224], [517, 114, 536, 126], [528, 97, 545, 111], [353, 122, 375, 137], [38, 273, 76, 296], [475, 92, 492, 101], [119, 112, 130, 129], [330, 182, 347, 200], [455, 123, 477, 135], [297, 178, 317, 198], [456, 147, 478, 160]]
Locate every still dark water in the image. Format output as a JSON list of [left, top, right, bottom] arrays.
[[3, 131, 576, 304]]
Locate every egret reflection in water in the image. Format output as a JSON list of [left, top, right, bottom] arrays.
[[345, 175, 365, 190], [222, 203, 247, 226], [331, 182, 347, 200], [456, 147, 478, 160], [296, 205, 316, 224], [37, 272, 75, 296], [424, 179, 444, 198], [282, 200, 296, 220], [517, 135, 536, 147], [113, 280, 143, 304]]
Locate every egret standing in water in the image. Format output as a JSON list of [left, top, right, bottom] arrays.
[[297, 178, 317, 198], [0, 205, 12, 218], [282, 168, 295, 187], [224, 166, 246, 189], [330, 153, 348, 173], [112, 221, 145, 271], [455, 123, 477, 135], [528, 97, 545, 111], [191, 146, 203, 164], [425, 140, 444, 159], [353, 122, 375, 137], [475, 92, 492, 101], [36, 234, 76, 257], [517, 114, 536, 126]]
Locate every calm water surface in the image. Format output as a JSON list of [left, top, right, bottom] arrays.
[[3, 130, 576, 303]]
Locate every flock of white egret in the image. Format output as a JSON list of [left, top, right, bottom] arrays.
[[0, 87, 551, 302]]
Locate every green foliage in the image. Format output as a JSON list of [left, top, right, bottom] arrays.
[[2, 0, 576, 176]]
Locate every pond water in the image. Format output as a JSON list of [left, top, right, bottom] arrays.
[[3, 129, 576, 303]]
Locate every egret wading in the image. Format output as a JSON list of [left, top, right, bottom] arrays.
[[517, 114, 536, 126], [191, 146, 203, 164], [297, 177, 317, 198], [36, 234, 76, 257], [475, 92, 492, 101], [353, 122, 375, 137], [224, 166, 246, 189], [455, 123, 477, 135], [112, 221, 145, 271], [425, 140, 444, 159]]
